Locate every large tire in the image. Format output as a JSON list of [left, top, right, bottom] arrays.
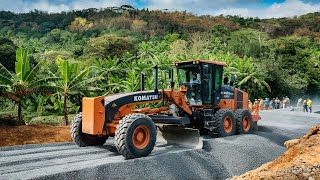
[[211, 109, 236, 137], [115, 113, 157, 159], [235, 109, 253, 134], [70, 113, 108, 147]]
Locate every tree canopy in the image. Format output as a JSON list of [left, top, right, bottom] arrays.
[[0, 8, 319, 123]]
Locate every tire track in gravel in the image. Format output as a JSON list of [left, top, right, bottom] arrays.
[[0, 139, 192, 180], [0, 106, 319, 180]]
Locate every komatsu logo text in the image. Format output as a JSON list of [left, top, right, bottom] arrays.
[[134, 94, 160, 102]]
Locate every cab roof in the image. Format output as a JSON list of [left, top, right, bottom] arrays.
[[174, 60, 227, 66]]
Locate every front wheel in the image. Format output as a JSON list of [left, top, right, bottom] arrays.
[[70, 113, 108, 147], [115, 113, 157, 159]]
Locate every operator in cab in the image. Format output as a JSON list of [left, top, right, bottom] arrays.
[[190, 72, 200, 84], [189, 72, 201, 105]]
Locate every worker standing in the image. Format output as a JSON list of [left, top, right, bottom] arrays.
[[270, 98, 275, 109], [252, 99, 260, 115], [297, 98, 302, 107], [282, 97, 287, 109], [303, 100, 308, 112], [264, 98, 269, 110], [249, 100, 253, 111], [307, 98, 312, 113], [259, 98, 264, 110], [275, 97, 280, 109], [285, 96, 290, 107]]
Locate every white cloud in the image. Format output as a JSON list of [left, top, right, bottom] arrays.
[[210, 8, 250, 17], [0, 0, 69, 13], [29, 0, 70, 13], [0, 0, 319, 18], [71, 0, 135, 11], [262, 0, 320, 18], [145, 0, 320, 18], [146, 0, 236, 9], [0, 0, 135, 13], [145, 0, 253, 14]]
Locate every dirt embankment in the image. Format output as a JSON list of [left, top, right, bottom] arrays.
[[0, 125, 72, 146], [232, 125, 320, 180]]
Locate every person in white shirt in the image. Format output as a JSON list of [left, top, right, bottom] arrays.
[[189, 72, 201, 104], [190, 73, 200, 84]]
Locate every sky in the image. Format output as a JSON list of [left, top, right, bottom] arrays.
[[0, 0, 319, 18]]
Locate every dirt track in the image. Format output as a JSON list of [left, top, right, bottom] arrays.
[[0, 125, 72, 146], [0, 106, 319, 180]]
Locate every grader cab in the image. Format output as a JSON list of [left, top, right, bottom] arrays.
[[70, 60, 261, 159]]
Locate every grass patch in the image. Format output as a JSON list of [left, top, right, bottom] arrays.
[[0, 111, 17, 117], [0, 111, 18, 126], [29, 114, 76, 126], [0, 110, 77, 126]]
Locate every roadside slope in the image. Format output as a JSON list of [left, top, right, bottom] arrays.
[[231, 125, 320, 179]]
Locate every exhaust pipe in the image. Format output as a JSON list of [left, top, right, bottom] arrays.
[[141, 71, 145, 91], [169, 69, 174, 90], [154, 65, 158, 93]]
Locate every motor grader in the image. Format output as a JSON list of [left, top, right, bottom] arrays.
[[70, 60, 261, 159]]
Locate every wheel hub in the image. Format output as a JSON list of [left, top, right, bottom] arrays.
[[224, 116, 233, 133], [242, 116, 251, 131], [136, 132, 144, 142], [132, 125, 150, 149]]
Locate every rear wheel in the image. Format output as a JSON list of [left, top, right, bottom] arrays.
[[115, 113, 157, 159], [211, 109, 236, 137], [235, 109, 253, 134], [70, 113, 108, 147]]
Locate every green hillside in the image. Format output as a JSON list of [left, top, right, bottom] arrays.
[[0, 7, 319, 124]]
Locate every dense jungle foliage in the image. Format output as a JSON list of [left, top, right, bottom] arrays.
[[0, 6, 319, 124]]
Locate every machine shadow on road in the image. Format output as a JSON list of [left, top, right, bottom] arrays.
[[94, 144, 118, 154], [200, 125, 292, 153], [254, 126, 291, 146], [93, 141, 195, 158]]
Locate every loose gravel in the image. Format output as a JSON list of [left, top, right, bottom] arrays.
[[1, 106, 319, 180]]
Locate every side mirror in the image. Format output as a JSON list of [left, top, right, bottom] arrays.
[[230, 75, 236, 86]]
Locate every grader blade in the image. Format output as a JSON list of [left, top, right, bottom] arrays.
[[157, 126, 203, 149]]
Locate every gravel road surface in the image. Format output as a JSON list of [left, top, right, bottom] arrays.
[[1, 106, 319, 180]]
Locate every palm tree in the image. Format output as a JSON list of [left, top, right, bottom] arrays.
[[206, 51, 240, 77], [235, 57, 271, 97], [0, 48, 57, 124], [52, 58, 101, 125]]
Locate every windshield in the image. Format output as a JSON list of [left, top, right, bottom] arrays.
[[177, 65, 200, 85], [177, 65, 202, 105]]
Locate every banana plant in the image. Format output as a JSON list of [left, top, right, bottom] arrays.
[[0, 48, 58, 124], [51, 58, 102, 125], [138, 42, 156, 60], [122, 69, 140, 92], [22, 94, 50, 114], [92, 56, 126, 94], [235, 57, 271, 97]]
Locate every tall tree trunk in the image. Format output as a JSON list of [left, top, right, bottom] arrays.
[[64, 94, 68, 125], [18, 102, 25, 125]]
